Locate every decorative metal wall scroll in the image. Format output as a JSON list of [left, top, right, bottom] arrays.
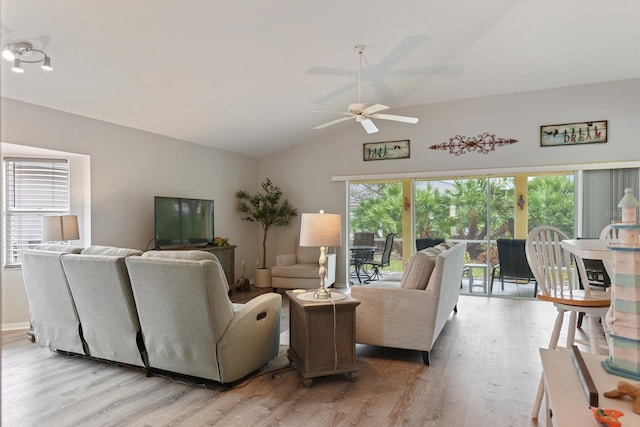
[[540, 120, 607, 147], [429, 133, 518, 156]]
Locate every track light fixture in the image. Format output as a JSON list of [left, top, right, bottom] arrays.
[[2, 41, 52, 72]]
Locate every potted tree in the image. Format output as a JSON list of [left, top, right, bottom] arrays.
[[236, 178, 298, 287]]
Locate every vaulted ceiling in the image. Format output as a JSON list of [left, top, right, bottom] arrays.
[[2, 1, 639, 158]]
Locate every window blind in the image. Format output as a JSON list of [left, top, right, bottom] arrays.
[[580, 167, 640, 238], [4, 157, 70, 267]]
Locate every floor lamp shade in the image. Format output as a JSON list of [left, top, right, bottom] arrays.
[[42, 215, 80, 242]]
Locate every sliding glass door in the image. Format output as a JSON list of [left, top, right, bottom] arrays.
[[348, 171, 579, 298]]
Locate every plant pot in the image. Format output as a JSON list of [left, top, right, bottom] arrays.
[[254, 268, 272, 288]]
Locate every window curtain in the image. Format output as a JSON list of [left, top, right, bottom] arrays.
[[580, 168, 640, 238]]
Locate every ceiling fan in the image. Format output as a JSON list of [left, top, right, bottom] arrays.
[[313, 45, 419, 134]]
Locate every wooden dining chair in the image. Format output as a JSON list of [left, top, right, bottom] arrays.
[[525, 225, 610, 419]]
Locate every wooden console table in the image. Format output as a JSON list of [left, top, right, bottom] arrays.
[[157, 245, 235, 288], [200, 245, 235, 287], [286, 290, 360, 387], [540, 348, 640, 426]]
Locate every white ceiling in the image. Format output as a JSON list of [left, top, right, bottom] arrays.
[[2, 1, 640, 158]]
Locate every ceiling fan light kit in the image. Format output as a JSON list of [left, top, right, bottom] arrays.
[[313, 44, 418, 134], [2, 41, 53, 72]]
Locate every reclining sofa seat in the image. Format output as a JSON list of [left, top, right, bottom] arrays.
[[21, 244, 85, 354], [61, 245, 146, 367], [125, 250, 282, 383], [351, 241, 466, 365]]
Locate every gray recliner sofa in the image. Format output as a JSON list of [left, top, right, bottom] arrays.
[[61, 246, 146, 367], [126, 250, 282, 383], [21, 246, 282, 384], [21, 245, 85, 354]]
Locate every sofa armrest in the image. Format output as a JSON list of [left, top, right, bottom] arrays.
[[275, 253, 296, 266], [216, 292, 282, 382]]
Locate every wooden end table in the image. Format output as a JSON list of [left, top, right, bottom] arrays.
[[286, 290, 360, 387]]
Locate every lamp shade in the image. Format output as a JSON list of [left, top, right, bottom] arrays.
[[42, 215, 80, 242], [299, 211, 342, 247]]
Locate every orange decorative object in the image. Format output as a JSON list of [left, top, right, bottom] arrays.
[[591, 408, 624, 427]]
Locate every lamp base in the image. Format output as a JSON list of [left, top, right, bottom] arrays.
[[313, 287, 331, 299]]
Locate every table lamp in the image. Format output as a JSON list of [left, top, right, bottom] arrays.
[[42, 214, 80, 243], [299, 210, 341, 299]]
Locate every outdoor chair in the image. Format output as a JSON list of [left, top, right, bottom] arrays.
[[416, 237, 445, 251], [363, 232, 396, 282], [490, 239, 537, 296], [350, 231, 375, 284], [526, 225, 610, 419]]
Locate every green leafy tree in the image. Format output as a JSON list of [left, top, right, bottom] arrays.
[[444, 179, 489, 240], [236, 178, 298, 269], [414, 183, 452, 238], [527, 175, 574, 236], [351, 183, 402, 237], [489, 177, 515, 238]]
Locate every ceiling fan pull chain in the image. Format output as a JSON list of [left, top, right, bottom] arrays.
[[357, 45, 363, 103]]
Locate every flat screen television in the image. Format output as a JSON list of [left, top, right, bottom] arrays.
[[154, 196, 214, 248]]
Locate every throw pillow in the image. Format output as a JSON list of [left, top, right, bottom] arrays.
[[401, 252, 436, 290], [424, 247, 441, 256]]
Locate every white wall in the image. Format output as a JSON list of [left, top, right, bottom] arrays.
[[259, 78, 640, 282], [1, 98, 261, 327]]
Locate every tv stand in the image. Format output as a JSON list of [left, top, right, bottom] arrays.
[[157, 245, 236, 289]]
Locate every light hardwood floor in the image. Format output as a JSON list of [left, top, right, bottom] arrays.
[[2, 294, 597, 427]]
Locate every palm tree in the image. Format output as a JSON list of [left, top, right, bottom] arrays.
[[528, 175, 574, 236]]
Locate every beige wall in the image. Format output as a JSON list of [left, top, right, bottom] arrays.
[[3, 78, 640, 327], [1, 98, 261, 328]]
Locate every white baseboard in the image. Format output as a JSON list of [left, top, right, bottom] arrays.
[[2, 322, 30, 332]]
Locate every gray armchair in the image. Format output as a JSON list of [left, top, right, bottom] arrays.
[[271, 245, 336, 290]]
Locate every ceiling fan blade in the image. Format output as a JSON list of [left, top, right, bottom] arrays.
[[313, 116, 354, 130], [372, 113, 419, 124], [360, 118, 379, 134], [312, 110, 354, 116], [363, 104, 389, 114]]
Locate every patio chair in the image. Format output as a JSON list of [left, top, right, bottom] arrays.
[[415, 237, 445, 251], [363, 232, 396, 282], [350, 231, 375, 284], [526, 225, 610, 419], [490, 239, 537, 296]]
